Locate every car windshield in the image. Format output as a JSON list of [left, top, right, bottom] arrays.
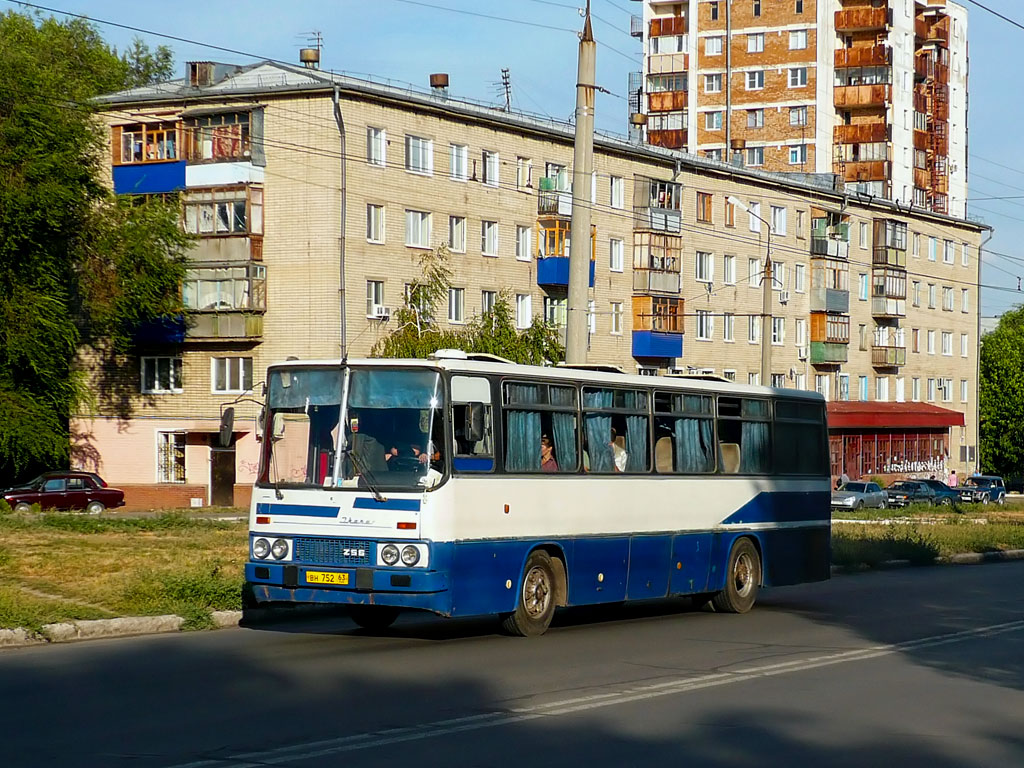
[[261, 366, 445, 491], [965, 477, 992, 487], [841, 482, 866, 493]]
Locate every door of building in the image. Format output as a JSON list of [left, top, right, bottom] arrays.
[[210, 447, 236, 507]]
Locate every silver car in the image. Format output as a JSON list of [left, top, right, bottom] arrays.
[[831, 481, 888, 510]]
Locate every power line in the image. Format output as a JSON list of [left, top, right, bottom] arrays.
[[960, 0, 1024, 33]]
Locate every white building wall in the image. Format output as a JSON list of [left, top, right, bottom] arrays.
[[946, 0, 969, 220]]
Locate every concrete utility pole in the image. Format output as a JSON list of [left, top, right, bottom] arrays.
[[565, 2, 596, 364], [728, 196, 773, 385]]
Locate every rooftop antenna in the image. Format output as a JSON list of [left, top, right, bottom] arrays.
[[500, 68, 511, 111]]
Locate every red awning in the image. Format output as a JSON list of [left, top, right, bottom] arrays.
[[826, 402, 965, 430]]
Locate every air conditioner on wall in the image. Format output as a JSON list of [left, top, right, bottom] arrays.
[[798, 345, 808, 361], [779, 290, 790, 305], [373, 305, 391, 320]]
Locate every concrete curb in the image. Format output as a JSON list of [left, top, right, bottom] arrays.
[[5, 551, 1024, 649]]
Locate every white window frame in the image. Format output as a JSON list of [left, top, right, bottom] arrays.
[[745, 71, 764, 91], [211, 357, 253, 395], [695, 251, 714, 283], [367, 126, 386, 167], [789, 145, 807, 165], [723, 312, 734, 342], [448, 215, 466, 253], [746, 147, 764, 166], [450, 143, 468, 181], [705, 36, 723, 56], [516, 156, 532, 190], [705, 111, 723, 130], [610, 238, 624, 273], [794, 263, 806, 293], [610, 176, 624, 209], [448, 287, 465, 324], [141, 356, 183, 394], [789, 29, 807, 49], [748, 315, 760, 344], [610, 302, 622, 335], [156, 431, 186, 484], [482, 150, 499, 187], [770, 205, 787, 236], [961, 288, 969, 313], [515, 225, 531, 261], [790, 106, 808, 126], [481, 220, 499, 257], [942, 331, 953, 356], [748, 257, 761, 287], [748, 201, 762, 232], [788, 67, 808, 88], [961, 333, 969, 358], [771, 317, 785, 346], [696, 310, 714, 341], [366, 203, 385, 244], [747, 33, 764, 53], [481, 290, 497, 314], [366, 280, 384, 318], [405, 134, 433, 176], [723, 254, 736, 285], [515, 293, 532, 329], [704, 73, 722, 93], [405, 209, 431, 248]]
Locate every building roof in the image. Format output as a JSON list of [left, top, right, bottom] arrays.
[[94, 60, 987, 233], [826, 402, 966, 430]]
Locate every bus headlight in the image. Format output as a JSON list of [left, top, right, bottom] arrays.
[[401, 545, 421, 566], [252, 538, 270, 559], [381, 544, 400, 566], [271, 538, 290, 560]]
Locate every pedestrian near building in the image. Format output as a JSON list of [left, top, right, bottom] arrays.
[[949, 469, 958, 487]]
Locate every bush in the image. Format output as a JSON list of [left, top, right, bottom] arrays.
[[119, 565, 244, 628]]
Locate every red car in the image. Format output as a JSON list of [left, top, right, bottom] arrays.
[[2, 471, 125, 514]]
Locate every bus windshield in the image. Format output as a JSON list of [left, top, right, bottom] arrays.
[[262, 366, 445, 491]]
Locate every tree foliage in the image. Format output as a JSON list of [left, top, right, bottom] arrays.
[[979, 306, 1024, 476], [0, 12, 190, 478], [119, 37, 175, 88], [371, 246, 565, 364]]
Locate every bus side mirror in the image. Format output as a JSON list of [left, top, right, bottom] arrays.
[[464, 403, 486, 443], [272, 412, 286, 440], [218, 407, 235, 448]]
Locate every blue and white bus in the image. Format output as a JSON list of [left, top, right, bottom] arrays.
[[244, 351, 831, 636]]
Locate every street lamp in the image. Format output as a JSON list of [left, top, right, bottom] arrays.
[[727, 196, 773, 386]]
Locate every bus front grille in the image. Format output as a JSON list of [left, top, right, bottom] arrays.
[[293, 537, 374, 566]]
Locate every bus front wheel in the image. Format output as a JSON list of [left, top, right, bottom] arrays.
[[501, 550, 557, 637], [349, 605, 400, 631], [712, 539, 761, 614]]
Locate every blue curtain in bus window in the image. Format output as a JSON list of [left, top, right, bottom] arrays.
[[506, 410, 541, 471], [583, 389, 614, 472], [625, 415, 648, 471], [740, 421, 770, 473], [550, 412, 577, 471], [674, 417, 713, 473]]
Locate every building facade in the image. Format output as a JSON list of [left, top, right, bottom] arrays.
[[78, 59, 984, 507], [632, 0, 968, 217]]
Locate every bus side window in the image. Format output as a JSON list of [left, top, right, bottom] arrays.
[[717, 396, 770, 475], [451, 376, 494, 471], [502, 382, 578, 473], [653, 391, 714, 474]]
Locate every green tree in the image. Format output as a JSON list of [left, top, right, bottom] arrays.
[[978, 305, 1024, 476], [120, 37, 175, 88], [372, 246, 564, 364], [0, 12, 190, 478]]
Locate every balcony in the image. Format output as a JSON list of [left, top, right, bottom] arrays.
[[834, 45, 890, 69], [835, 7, 889, 32], [873, 246, 907, 269], [633, 269, 681, 294], [188, 312, 264, 340], [188, 236, 262, 263], [630, 14, 643, 37], [811, 237, 850, 259], [810, 286, 850, 314], [632, 296, 683, 359], [538, 188, 572, 217], [872, 345, 907, 368], [810, 342, 849, 366], [647, 129, 687, 150], [648, 91, 687, 112], [537, 256, 595, 288], [112, 161, 186, 195], [649, 15, 686, 36], [914, 167, 931, 190], [833, 123, 888, 145], [634, 207, 681, 233], [134, 314, 186, 345], [833, 84, 892, 109], [915, 17, 929, 39], [837, 160, 891, 183], [871, 296, 906, 318]]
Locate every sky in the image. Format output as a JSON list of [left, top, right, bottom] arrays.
[[8, 0, 1024, 318]]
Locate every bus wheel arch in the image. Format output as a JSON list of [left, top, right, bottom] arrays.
[[500, 547, 562, 637], [712, 536, 762, 614], [535, 544, 568, 608]]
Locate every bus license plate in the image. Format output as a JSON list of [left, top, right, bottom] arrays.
[[305, 571, 350, 585]]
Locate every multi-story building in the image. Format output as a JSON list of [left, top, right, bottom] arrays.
[[79, 57, 984, 507], [631, 0, 968, 216]]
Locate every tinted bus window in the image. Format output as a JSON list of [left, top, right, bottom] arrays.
[[503, 382, 578, 472], [773, 400, 827, 475], [582, 387, 650, 473], [653, 392, 715, 473]]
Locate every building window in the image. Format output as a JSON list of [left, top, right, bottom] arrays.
[[697, 192, 713, 223], [795, 0, 803, 12], [790, 106, 808, 126], [858, 376, 868, 401], [448, 215, 466, 253], [771, 374, 785, 389], [405, 210, 431, 248], [515, 293, 532, 329], [961, 289, 969, 312], [929, 236, 937, 261], [942, 286, 953, 311], [927, 329, 935, 354], [748, 315, 760, 344], [516, 156, 532, 190], [212, 357, 253, 394], [747, 109, 764, 129], [859, 221, 869, 248], [961, 333, 969, 357], [770, 206, 787, 236], [912, 281, 921, 307], [876, 377, 889, 402], [912, 377, 920, 402], [366, 204, 385, 243], [515, 225, 531, 261], [912, 328, 920, 353], [789, 30, 808, 49], [610, 302, 622, 335], [588, 300, 597, 335], [913, 233, 920, 258], [481, 220, 499, 256], [794, 263, 806, 293], [789, 145, 807, 165], [942, 331, 953, 356], [928, 283, 936, 308], [746, 71, 765, 91], [725, 198, 735, 227], [706, 36, 723, 56], [367, 127, 386, 167], [610, 238, 624, 272], [450, 144, 468, 181], [961, 379, 969, 403], [795, 317, 807, 347], [746, 147, 764, 166], [816, 374, 831, 401], [182, 186, 263, 236], [141, 356, 183, 394], [481, 290, 497, 315], [366, 280, 384, 317], [543, 296, 567, 328], [752, 0, 761, 17], [788, 67, 808, 88], [448, 287, 465, 323], [705, 111, 723, 130], [723, 369, 736, 382], [710, 1, 719, 21], [748, 257, 761, 287], [695, 251, 714, 283], [482, 150, 499, 187], [704, 74, 723, 93], [610, 176, 624, 209], [405, 135, 433, 175], [749, 373, 761, 386], [771, 317, 785, 345], [157, 432, 186, 484], [943, 239, 955, 264], [184, 112, 252, 162], [962, 242, 970, 267], [724, 254, 736, 285], [859, 273, 868, 301], [941, 378, 953, 403], [747, 33, 764, 53], [115, 122, 178, 164], [723, 312, 735, 342]]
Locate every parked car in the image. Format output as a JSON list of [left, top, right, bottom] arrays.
[[1, 471, 125, 514], [831, 481, 888, 510], [958, 475, 1007, 505], [886, 480, 936, 507], [917, 478, 962, 507]]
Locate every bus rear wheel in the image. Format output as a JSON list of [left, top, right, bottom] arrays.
[[349, 605, 400, 631], [501, 551, 556, 637], [712, 538, 761, 614]]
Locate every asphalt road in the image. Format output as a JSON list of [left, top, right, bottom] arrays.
[[3, 563, 1023, 768]]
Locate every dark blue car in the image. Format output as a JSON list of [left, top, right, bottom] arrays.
[[958, 476, 1006, 505], [918, 478, 961, 507]]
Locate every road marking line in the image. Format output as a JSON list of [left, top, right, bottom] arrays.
[[168, 619, 1024, 768]]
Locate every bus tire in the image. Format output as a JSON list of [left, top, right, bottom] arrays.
[[349, 605, 400, 631], [501, 550, 557, 637], [711, 538, 761, 614]]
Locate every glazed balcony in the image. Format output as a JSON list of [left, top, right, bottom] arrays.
[[810, 342, 849, 366], [647, 129, 687, 150], [648, 91, 687, 112], [834, 45, 890, 69], [834, 84, 892, 109], [632, 295, 684, 359], [188, 312, 264, 340], [835, 7, 889, 32], [811, 237, 850, 259], [871, 267, 907, 319], [833, 122, 889, 145], [810, 260, 850, 313], [649, 15, 687, 37], [872, 345, 907, 368], [837, 160, 891, 183], [633, 268, 681, 294]]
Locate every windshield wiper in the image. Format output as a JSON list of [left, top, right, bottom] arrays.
[[346, 448, 387, 503]]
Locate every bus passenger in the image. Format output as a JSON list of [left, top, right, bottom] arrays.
[[540, 434, 558, 473], [610, 428, 627, 473]]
